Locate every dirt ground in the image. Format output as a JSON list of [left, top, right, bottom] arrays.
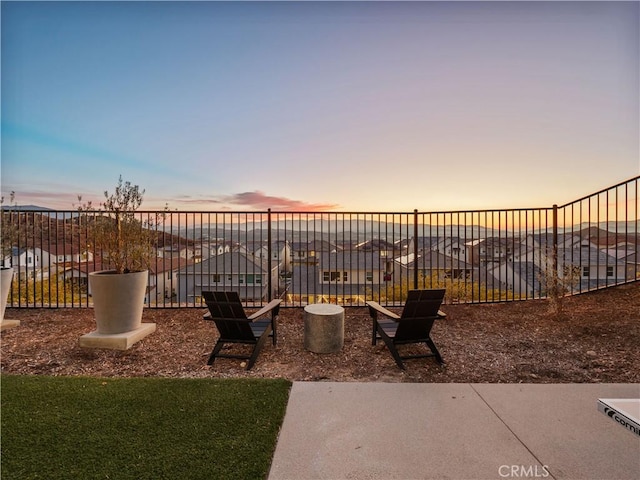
[[1, 282, 639, 383]]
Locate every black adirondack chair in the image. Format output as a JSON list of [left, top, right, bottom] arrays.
[[202, 291, 281, 370], [366, 289, 447, 369]]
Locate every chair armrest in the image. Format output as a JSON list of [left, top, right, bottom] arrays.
[[248, 299, 282, 321], [366, 301, 400, 320]]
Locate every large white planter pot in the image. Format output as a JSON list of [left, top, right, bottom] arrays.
[[1, 267, 14, 323], [89, 270, 148, 334]]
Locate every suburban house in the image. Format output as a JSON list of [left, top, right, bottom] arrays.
[[539, 234, 628, 277], [287, 251, 392, 304], [289, 240, 343, 265], [320, 250, 393, 285], [157, 243, 197, 262], [60, 261, 106, 296], [291, 242, 311, 263], [603, 247, 639, 280], [197, 241, 231, 259], [37, 244, 94, 268], [397, 236, 437, 255], [465, 237, 514, 266], [432, 238, 469, 263], [487, 261, 545, 297], [577, 226, 636, 249], [394, 251, 476, 281], [558, 246, 628, 287], [252, 240, 290, 261], [148, 258, 196, 302], [175, 251, 279, 303], [4, 247, 39, 270], [310, 240, 341, 260], [3, 244, 96, 280], [353, 239, 397, 258], [488, 244, 628, 298]]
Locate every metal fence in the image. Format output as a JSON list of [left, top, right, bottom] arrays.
[[3, 176, 638, 308]]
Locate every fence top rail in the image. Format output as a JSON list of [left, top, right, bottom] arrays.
[[10, 207, 560, 216], [556, 175, 639, 209]]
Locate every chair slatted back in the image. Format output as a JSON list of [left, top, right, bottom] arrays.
[[395, 289, 446, 341], [202, 291, 255, 341]]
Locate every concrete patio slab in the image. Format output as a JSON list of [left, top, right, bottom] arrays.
[[268, 382, 640, 480], [269, 383, 541, 480]]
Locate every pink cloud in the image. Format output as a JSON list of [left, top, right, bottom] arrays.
[[9, 189, 340, 212], [226, 191, 340, 211]]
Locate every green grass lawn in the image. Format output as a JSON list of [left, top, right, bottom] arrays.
[[1, 375, 291, 480]]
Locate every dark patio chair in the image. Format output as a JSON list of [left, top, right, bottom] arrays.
[[366, 289, 447, 369], [202, 291, 281, 370]]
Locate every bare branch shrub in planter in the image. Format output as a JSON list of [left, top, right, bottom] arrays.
[[78, 176, 155, 274]]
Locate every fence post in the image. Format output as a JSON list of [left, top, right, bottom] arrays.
[[267, 209, 272, 302], [414, 209, 419, 290], [552, 204, 559, 296]]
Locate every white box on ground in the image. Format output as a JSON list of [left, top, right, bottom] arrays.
[[597, 398, 640, 438]]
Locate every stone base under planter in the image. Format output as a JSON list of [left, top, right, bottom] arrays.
[[79, 323, 156, 350], [1, 319, 20, 331]]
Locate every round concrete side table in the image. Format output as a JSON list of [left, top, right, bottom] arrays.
[[303, 304, 345, 353]]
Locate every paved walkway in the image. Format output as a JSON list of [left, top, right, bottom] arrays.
[[268, 383, 640, 480]]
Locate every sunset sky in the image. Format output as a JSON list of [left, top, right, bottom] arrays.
[[1, 1, 638, 212]]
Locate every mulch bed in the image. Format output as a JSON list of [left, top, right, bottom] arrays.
[[2, 282, 639, 383]]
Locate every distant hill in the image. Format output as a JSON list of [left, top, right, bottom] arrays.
[[5, 205, 54, 211], [1, 205, 78, 219], [3, 206, 638, 240]]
